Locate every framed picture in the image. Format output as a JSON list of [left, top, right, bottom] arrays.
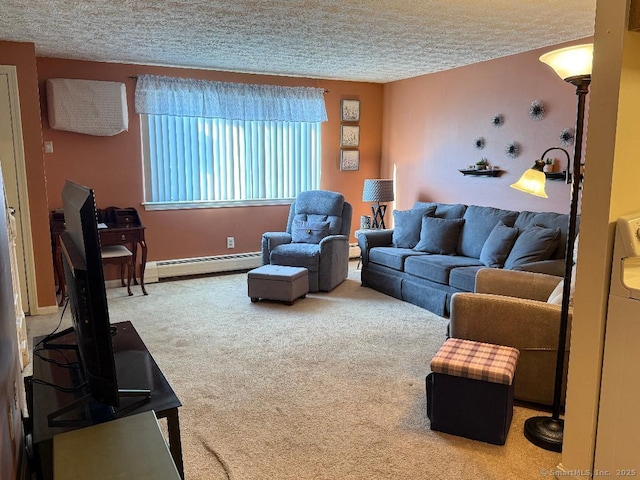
[[341, 99, 360, 122], [340, 125, 360, 147], [340, 149, 360, 171]]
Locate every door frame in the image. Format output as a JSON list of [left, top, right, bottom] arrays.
[[0, 65, 38, 315]]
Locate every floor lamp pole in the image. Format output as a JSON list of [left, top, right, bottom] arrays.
[[524, 76, 590, 452]]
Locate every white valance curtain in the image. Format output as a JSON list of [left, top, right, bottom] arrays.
[[134, 74, 327, 122]]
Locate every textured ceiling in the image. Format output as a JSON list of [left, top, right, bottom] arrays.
[[1, 0, 596, 83]]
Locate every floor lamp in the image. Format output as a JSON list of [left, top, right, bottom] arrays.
[[510, 43, 593, 452]]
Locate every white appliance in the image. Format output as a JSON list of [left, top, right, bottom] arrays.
[[594, 213, 640, 474]]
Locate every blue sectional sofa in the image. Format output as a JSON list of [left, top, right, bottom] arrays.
[[357, 202, 571, 316]]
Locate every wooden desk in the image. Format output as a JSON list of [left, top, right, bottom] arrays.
[[54, 410, 181, 479], [99, 225, 148, 295], [50, 211, 148, 305], [32, 321, 184, 479]]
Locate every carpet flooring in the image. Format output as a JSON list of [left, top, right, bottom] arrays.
[[27, 265, 561, 479]]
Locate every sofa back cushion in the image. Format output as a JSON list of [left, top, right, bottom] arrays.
[[291, 220, 330, 244], [413, 217, 465, 255], [514, 211, 574, 259], [392, 205, 437, 248], [479, 221, 519, 267], [412, 202, 467, 220], [504, 224, 561, 269], [457, 205, 519, 258], [287, 190, 349, 236]]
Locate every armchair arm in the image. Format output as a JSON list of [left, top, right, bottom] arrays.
[[318, 234, 350, 291], [449, 292, 569, 349], [261, 232, 292, 265], [475, 268, 562, 302], [449, 291, 572, 405], [357, 229, 393, 267]]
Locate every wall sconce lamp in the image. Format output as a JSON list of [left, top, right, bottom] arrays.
[[513, 43, 592, 453], [362, 179, 394, 229], [510, 147, 572, 199]]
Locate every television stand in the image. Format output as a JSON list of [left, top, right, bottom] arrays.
[[47, 388, 152, 428], [32, 321, 183, 479]]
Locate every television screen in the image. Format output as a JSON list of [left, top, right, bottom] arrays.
[[59, 180, 119, 407]]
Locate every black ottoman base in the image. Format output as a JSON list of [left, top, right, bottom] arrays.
[[426, 372, 514, 445]]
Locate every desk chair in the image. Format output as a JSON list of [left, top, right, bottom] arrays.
[[101, 245, 133, 296]]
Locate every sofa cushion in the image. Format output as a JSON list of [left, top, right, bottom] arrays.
[[414, 217, 465, 255], [413, 202, 467, 219], [369, 247, 427, 271], [457, 205, 519, 258], [479, 221, 519, 267], [514, 211, 574, 259], [405, 255, 483, 285], [291, 220, 330, 244], [270, 243, 320, 271], [392, 205, 437, 248], [449, 265, 486, 292], [504, 224, 561, 269]]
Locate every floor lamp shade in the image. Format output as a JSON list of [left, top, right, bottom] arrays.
[[539, 44, 593, 81], [362, 179, 394, 229]]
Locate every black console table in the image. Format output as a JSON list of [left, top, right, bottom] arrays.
[[32, 321, 184, 479]]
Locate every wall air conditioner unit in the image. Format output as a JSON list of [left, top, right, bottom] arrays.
[[46, 78, 128, 136]]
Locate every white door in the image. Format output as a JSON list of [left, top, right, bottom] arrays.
[[0, 65, 37, 315]]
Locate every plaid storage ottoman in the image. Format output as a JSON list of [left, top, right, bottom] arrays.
[[247, 265, 309, 305], [426, 338, 519, 445]]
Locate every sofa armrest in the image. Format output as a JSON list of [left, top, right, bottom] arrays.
[[357, 229, 393, 266], [261, 232, 292, 264], [475, 268, 562, 302], [511, 258, 566, 277]]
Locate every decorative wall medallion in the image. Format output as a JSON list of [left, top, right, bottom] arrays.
[[474, 136, 486, 150], [559, 128, 575, 146], [505, 141, 520, 158], [491, 114, 504, 128], [529, 100, 545, 121]]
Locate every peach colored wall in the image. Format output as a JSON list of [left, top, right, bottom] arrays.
[[382, 39, 593, 216], [0, 41, 57, 308], [36, 58, 383, 262]]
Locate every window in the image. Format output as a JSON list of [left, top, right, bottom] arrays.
[[135, 75, 327, 209]]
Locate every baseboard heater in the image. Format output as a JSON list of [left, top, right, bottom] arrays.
[[153, 252, 262, 279], [144, 244, 360, 282]]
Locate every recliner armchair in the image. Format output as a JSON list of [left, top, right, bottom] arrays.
[[262, 190, 353, 292], [448, 268, 571, 406]]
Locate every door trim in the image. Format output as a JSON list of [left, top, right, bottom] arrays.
[[0, 65, 39, 314]]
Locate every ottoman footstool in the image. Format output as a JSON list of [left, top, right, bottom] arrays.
[[247, 265, 309, 305], [426, 338, 520, 445]]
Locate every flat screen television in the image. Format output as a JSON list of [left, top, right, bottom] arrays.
[[57, 180, 120, 407], [44, 181, 150, 426]]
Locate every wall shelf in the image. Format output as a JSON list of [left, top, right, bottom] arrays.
[[545, 171, 567, 181], [458, 169, 504, 177]]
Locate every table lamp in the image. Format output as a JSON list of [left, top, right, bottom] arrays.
[[362, 179, 394, 229]]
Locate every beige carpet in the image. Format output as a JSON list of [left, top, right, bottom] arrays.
[[27, 265, 561, 479]]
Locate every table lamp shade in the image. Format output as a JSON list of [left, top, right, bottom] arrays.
[[362, 179, 394, 203]]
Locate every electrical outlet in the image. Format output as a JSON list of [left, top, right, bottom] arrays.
[[44, 140, 54, 153], [227, 237, 235, 249]]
